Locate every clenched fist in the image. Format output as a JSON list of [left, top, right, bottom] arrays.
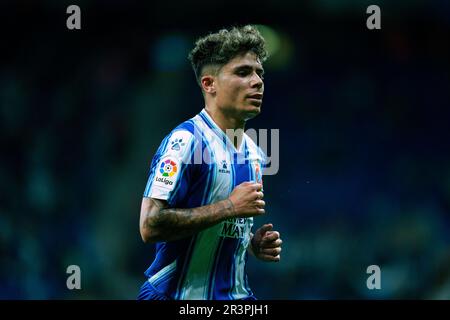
[[251, 224, 282, 262], [228, 181, 265, 218]]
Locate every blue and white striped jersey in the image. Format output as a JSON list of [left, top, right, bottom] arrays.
[[143, 108, 266, 300]]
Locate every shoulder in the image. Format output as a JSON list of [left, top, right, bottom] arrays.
[[165, 119, 197, 145], [158, 117, 206, 160], [169, 114, 215, 148], [169, 116, 206, 142], [173, 118, 196, 135]]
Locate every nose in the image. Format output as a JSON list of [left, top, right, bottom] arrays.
[[250, 72, 263, 89]]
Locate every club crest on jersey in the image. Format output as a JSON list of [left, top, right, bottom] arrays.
[[254, 161, 263, 185], [154, 157, 178, 188], [218, 159, 230, 174]]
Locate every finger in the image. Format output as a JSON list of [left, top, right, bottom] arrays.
[[260, 247, 282, 256], [254, 191, 264, 200], [254, 200, 265, 207], [262, 231, 280, 242], [251, 183, 263, 191], [254, 208, 265, 215], [260, 239, 283, 248], [258, 224, 273, 235], [259, 254, 280, 262]]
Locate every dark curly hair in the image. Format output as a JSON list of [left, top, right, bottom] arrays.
[[188, 25, 268, 86]]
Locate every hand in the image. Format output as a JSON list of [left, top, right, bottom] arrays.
[[228, 181, 265, 218], [251, 224, 282, 262]]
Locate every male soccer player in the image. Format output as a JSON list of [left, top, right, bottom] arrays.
[[138, 25, 282, 300]]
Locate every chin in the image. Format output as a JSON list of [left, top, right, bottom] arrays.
[[242, 105, 261, 120]]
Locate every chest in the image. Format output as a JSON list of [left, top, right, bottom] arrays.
[[202, 149, 262, 199]]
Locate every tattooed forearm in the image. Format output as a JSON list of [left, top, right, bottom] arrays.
[[142, 198, 235, 242]]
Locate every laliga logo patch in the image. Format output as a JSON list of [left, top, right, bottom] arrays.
[[155, 157, 178, 187], [160, 159, 177, 177]]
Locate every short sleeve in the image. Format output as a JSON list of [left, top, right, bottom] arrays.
[[143, 129, 196, 203]]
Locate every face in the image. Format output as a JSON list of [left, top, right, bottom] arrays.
[[212, 51, 265, 121]]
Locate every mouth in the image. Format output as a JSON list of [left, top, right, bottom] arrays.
[[247, 93, 263, 100], [247, 93, 263, 106]]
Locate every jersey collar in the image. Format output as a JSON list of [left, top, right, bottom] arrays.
[[199, 108, 246, 154]]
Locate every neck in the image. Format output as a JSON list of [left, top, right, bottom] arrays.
[[204, 106, 245, 149], [204, 106, 245, 131]]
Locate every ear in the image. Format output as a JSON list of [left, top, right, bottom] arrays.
[[201, 75, 216, 94]]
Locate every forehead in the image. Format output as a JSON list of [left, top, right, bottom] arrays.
[[222, 51, 262, 70]]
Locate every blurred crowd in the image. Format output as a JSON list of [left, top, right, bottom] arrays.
[[1, 1, 449, 299]]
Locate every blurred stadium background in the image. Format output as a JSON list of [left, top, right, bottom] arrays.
[[1, 0, 449, 299]]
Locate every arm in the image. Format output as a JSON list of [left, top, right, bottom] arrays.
[[140, 182, 265, 243], [140, 197, 234, 243]]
